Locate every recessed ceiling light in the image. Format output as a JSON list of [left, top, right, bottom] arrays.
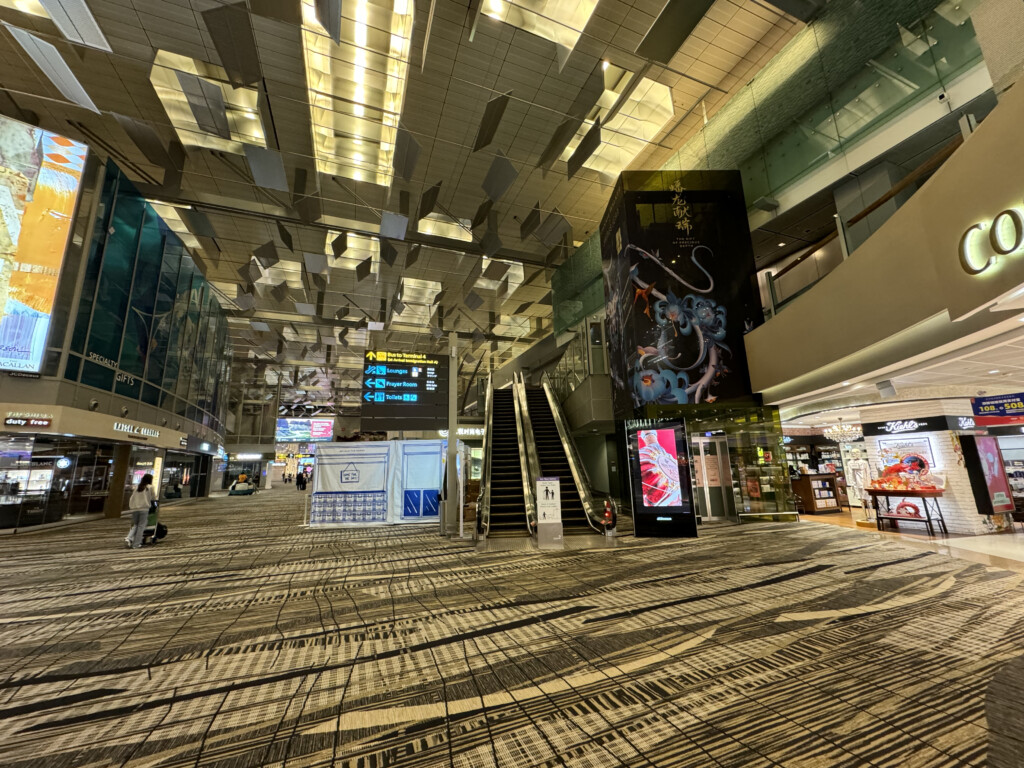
[[601, 60, 609, 70], [989, 369, 1000, 374], [777, 242, 786, 247], [841, 381, 850, 386]]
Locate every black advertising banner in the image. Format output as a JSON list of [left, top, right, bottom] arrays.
[[601, 170, 762, 418], [361, 350, 449, 430], [861, 416, 978, 437]]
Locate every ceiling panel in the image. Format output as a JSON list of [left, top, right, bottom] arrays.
[[0, 0, 801, 413]]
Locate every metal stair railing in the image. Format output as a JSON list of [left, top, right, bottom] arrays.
[[512, 371, 540, 535], [540, 372, 606, 533]]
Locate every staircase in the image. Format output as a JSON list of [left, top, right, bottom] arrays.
[[486, 388, 530, 537], [524, 387, 594, 534]]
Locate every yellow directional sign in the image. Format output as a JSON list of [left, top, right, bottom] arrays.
[[364, 350, 441, 366]]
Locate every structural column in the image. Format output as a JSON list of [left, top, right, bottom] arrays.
[[103, 444, 133, 519], [444, 331, 459, 537]]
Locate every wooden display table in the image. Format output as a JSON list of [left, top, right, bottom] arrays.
[[867, 488, 947, 536]]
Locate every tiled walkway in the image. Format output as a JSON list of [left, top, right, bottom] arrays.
[[804, 505, 1024, 573], [1, 486, 1023, 766]]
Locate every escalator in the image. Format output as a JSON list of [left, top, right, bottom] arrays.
[[524, 387, 598, 535], [484, 388, 531, 536]]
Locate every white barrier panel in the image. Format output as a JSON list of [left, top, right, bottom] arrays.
[[310, 440, 445, 525]]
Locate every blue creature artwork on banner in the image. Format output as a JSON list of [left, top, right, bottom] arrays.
[[626, 244, 731, 406], [600, 171, 762, 417]]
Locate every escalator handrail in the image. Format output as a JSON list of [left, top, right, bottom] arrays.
[[539, 373, 604, 533], [512, 372, 540, 534], [478, 373, 494, 538]]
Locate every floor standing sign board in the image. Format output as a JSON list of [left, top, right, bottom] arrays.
[[536, 477, 563, 549], [626, 420, 698, 538]]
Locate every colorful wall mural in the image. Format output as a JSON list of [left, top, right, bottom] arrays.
[[0, 116, 87, 372]]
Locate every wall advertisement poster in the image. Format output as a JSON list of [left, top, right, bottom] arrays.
[[0, 115, 88, 372]]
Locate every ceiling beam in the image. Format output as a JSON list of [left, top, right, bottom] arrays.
[[133, 186, 554, 267]]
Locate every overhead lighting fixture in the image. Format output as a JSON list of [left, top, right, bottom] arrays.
[[841, 381, 850, 386], [823, 418, 862, 443], [560, 72, 673, 177], [39, 0, 112, 51], [989, 369, 1000, 374], [0, 0, 46, 18], [327, 231, 381, 277], [418, 212, 472, 242], [150, 51, 266, 152], [300, 0, 414, 185], [778, 242, 786, 247], [482, 0, 599, 64], [4, 23, 98, 112]]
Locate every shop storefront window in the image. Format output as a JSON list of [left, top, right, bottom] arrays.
[[223, 461, 262, 490], [163, 452, 201, 500], [632, 404, 794, 522], [0, 436, 119, 530]]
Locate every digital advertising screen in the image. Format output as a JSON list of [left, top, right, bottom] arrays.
[[626, 420, 696, 538], [638, 428, 683, 507], [0, 115, 88, 372], [360, 350, 450, 430], [275, 418, 334, 442]]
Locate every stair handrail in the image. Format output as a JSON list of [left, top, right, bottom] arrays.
[[478, 373, 494, 538], [513, 372, 540, 534], [540, 372, 605, 533]]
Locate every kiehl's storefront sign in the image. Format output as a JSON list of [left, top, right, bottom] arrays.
[[863, 415, 978, 437]]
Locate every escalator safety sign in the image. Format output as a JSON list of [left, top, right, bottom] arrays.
[[537, 477, 561, 523]]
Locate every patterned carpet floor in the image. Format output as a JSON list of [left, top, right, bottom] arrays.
[[1, 485, 1023, 767]]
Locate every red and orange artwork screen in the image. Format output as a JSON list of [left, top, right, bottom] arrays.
[[0, 115, 87, 372], [638, 428, 683, 507]]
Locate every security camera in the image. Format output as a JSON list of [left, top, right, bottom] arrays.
[[88, 399, 100, 412], [120, 406, 130, 417], [161, 418, 168, 426], [937, 92, 947, 103]]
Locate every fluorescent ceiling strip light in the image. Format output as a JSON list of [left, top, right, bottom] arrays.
[[561, 76, 674, 176], [300, 0, 415, 186], [0, 0, 47, 17], [482, 0, 598, 60], [150, 51, 266, 153], [4, 23, 98, 112], [39, 0, 112, 51], [417, 212, 472, 242]]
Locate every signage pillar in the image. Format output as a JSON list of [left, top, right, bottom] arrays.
[[444, 331, 459, 537], [536, 477, 564, 549]]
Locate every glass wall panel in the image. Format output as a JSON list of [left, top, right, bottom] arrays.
[[660, 0, 986, 207], [85, 187, 143, 366], [71, 168, 118, 354], [118, 206, 163, 381], [63, 163, 231, 431]]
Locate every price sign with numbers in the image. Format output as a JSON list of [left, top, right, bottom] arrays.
[[972, 392, 1024, 426]]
